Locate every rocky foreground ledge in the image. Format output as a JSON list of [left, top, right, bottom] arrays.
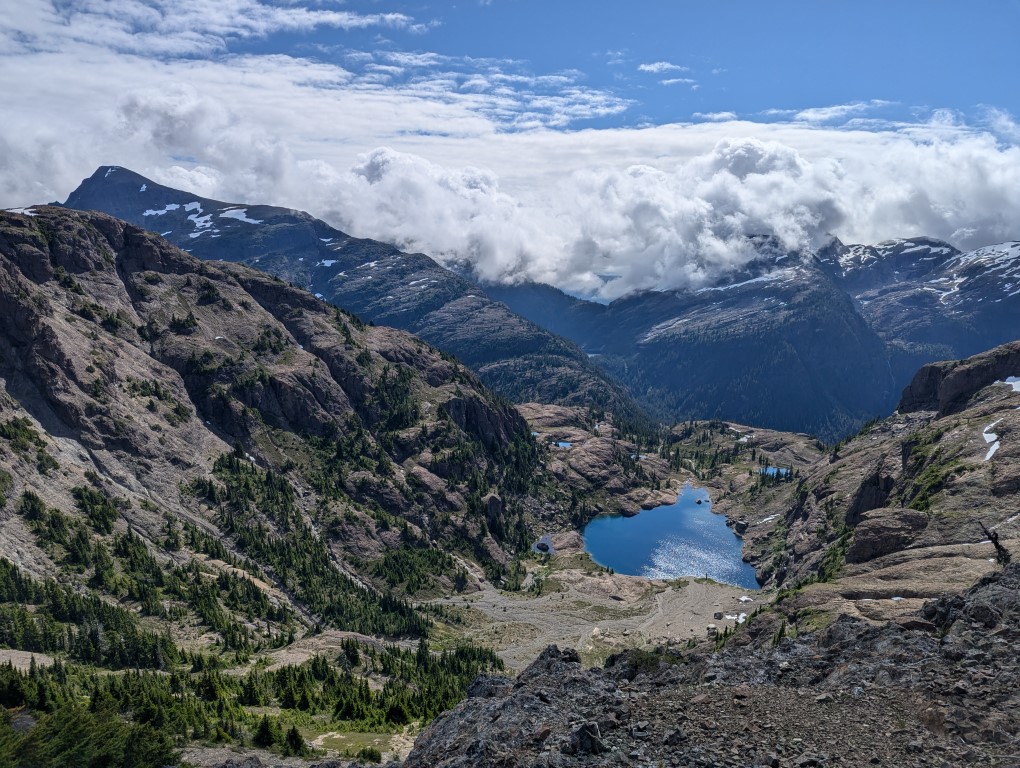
[[399, 564, 1020, 768]]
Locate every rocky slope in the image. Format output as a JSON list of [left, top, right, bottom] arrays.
[[404, 563, 1020, 767], [60, 167, 649, 432], [829, 237, 1020, 382], [0, 205, 547, 590]]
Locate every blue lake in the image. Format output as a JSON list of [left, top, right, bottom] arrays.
[[583, 486, 759, 590]]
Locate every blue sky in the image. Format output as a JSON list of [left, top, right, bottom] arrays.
[[264, 0, 1020, 129], [2, 1, 1020, 297]]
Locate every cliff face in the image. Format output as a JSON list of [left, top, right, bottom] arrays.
[[404, 565, 1020, 767], [898, 340, 1020, 415]]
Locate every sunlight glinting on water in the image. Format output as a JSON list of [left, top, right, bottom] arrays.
[[641, 536, 745, 582]]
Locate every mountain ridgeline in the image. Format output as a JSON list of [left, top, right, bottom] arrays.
[[488, 236, 1020, 441], [66, 167, 1020, 442], [63, 166, 652, 436]]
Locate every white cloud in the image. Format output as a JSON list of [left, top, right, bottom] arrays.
[[986, 106, 1020, 143], [794, 100, 894, 123], [694, 111, 738, 121], [0, 0, 421, 57], [2, 5, 1020, 303], [660, 78, 697, 87], [638, 61, 687, 74]]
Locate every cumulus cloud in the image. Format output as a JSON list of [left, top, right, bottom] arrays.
[[2, 3, 1020, 302], [290, 128, 1020, 299], [305, 139, 847, 298]]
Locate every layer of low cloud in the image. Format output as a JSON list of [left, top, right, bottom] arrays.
[[3, 3, 1020, 300]]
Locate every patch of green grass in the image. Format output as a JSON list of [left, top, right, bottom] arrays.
[[905, 457, 968, 512]]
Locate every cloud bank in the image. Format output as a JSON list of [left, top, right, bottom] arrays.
[[2, 2, 1020, 299]]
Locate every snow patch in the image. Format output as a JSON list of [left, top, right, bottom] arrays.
[[757, 514, 779, 525], [143, 204, 180, 217], [186, 211, 212, 229], [5, 207, 37, 216], [318, 260, 337, 268], [219, 208, 263, 225], [998, 377, 1020, 393], [160, 231, 172, 236], [104, 167, 117, 178], [696, 271, 787, 294], [314, 293, 324, 299], [983, 419, 1002, 461], [319, 238, 333, 243], [184, 202, 202, 212], [139, 184, 147, 192]]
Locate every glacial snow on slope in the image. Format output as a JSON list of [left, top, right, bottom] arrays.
[[983, 419, 1002, 461], [949, 241, 1020, 269], [1001, 376, 1020, 393], [5, 207, 37, 216], [694, 268, 794, 294], [143, 203, 180, 216], [219, 207, 264, 224]]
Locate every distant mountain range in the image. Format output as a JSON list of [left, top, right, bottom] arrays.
[[62, 166, 650, 433], [61, 166, 1020, 441], [489, 235, 1020, 440]]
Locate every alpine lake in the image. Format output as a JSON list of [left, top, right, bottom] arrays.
[[583, 485, 760, 590]]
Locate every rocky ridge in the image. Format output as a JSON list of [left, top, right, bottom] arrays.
[[60, 167, 649, 432], [402, 564, 1020, 767], [0, 205, 544, 592]]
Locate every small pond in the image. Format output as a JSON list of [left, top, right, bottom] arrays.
[[583, 486, 759, 590]]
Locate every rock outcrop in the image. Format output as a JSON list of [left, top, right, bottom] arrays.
[[404, 565, 1020, 767], [898, 340, 1020, 415]]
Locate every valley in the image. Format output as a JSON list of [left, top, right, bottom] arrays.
[[0, 203, 1017, 767]]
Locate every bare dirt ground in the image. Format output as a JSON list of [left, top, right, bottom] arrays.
[[0, 649, 54, 671], [431, 532, 765, 672]]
